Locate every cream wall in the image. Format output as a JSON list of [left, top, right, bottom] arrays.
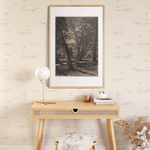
[[0, 0, 150, 149]]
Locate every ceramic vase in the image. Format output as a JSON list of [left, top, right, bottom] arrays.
[[132, 147, 150, 150], [132, 146, 144, 150]]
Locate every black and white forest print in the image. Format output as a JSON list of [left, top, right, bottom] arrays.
[[55, 17, 98, 76]]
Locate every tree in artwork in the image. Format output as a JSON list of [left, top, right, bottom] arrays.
[[55, 17, 98, 76]]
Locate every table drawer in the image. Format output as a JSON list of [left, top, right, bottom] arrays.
[[34, 110, 117, 116]]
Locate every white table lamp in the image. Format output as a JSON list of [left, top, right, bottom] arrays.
[[35, 66, 55, 105]]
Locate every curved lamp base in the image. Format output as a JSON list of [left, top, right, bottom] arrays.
[[37, 101, 56, 105]]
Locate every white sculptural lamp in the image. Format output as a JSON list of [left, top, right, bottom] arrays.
[[35, 66, 55, 105]]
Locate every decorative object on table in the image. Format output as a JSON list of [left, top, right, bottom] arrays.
[[83, 94, 91, 102], [115, 116, 150, 150], [49, 5, 105, 88], [35, 66, 55, 105], [94, 97, 114, 105], [94, 91, 114, 104], [98, 90, 107, 99], [55, 132, 97, 150]]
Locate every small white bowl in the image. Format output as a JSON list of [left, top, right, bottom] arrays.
[[98, 94, 107, 99]]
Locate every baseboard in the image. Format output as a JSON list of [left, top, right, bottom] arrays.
[[0, 146, 35, 150], [0, 145, 96, 150], [0, 145, 129, 150], [0, 145, 55, 150]]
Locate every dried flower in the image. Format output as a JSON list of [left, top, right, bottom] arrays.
[[140, 135, 146, 140], [142, 142, 146, 147], [137, 131, 141, 135], [142, 126, 147, 133], [115, 116, 150, 147]]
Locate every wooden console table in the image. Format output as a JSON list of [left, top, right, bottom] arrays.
[[30, 100, 120, 150]]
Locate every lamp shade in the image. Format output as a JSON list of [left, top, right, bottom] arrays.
[[35, 66, 50, 81]]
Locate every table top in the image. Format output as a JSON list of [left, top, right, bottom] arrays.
[[31, 100, 120, 110]]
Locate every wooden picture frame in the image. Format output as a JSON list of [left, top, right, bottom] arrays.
[[49, 5, 105, 88]]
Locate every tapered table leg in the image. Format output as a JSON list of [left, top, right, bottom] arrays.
[[107, 119, 116, 150], [92, 139, 97, 150], [35, 119, 45, 150], [55, 141, 59, 150]]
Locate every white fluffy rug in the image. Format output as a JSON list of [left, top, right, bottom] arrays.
[[56, 132, 97, 150]]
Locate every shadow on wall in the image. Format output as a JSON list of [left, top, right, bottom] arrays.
[[15, 69, 34, 82]]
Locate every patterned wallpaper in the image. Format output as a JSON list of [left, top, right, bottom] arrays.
[[0, 0, 150, 148]]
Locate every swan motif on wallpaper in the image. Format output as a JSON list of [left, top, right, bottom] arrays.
[[0, 13, 9, 26], [0, 86, 10, 92], [115, 46, 132, 59], [18, 71, 30, 81], [22, 0, 38, 12], [115, 0, 132, 12], [125, 43, 132, 46], [22, 46, 38, 58], [18, 118, 30, 128], [112, 71, 124, 81], [138, 82, 150, 93], [0, 107, 9, 118], [114, 93, 132, 107], [138, 35, 150, 46], [0, 60, 9, 72], [0, 133, 10, 140], [18, 25, 30, 35], [0, 39, 10, 47], [147, 53, 150, 57], [134, 110, 149, 118], [22, 92, 34, 103], [39, 18, 47, 25], [133, 13, 149, 27], [44, 35, 48, 45], [31, 43, 38, 46], [133, 60, 149, 73], [112, 25, 124, 35]]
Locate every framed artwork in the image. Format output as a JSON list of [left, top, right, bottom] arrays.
[[49, 5, 105, 88]]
